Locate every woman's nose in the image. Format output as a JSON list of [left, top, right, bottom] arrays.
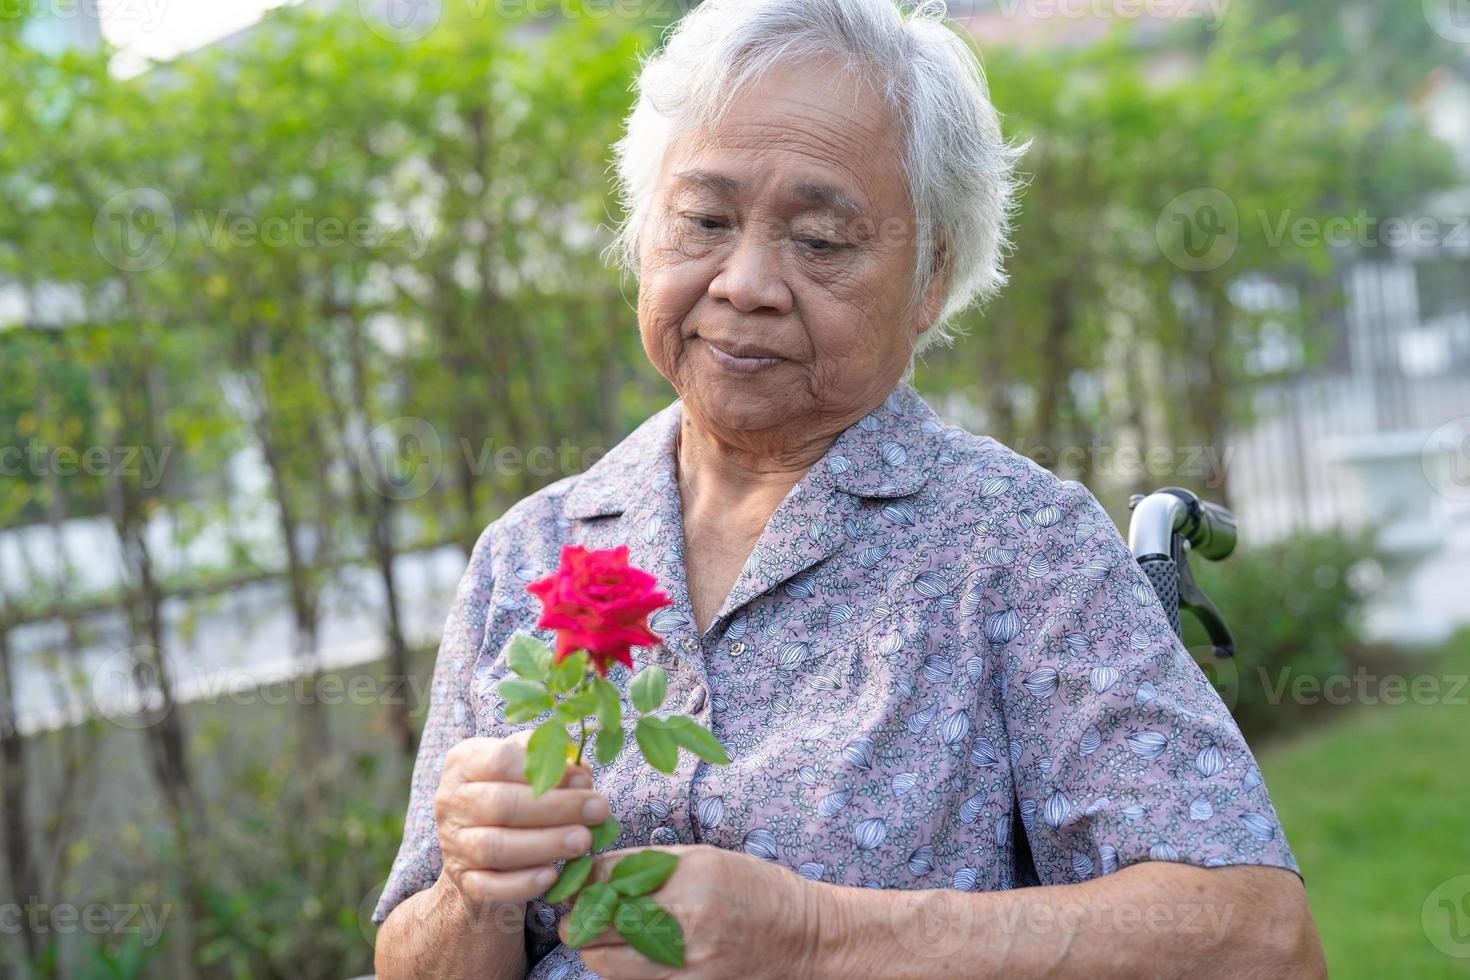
[[707, 229, 792, 315]]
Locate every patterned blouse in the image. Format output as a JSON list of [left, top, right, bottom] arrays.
[[372, 379, 1300, 977]]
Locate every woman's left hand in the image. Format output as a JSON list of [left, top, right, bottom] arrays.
[[557, 843, 826, 979]]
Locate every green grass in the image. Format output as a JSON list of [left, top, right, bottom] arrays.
[[1259, 633, 1470, 978]]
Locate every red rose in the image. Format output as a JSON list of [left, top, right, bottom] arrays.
[[525, 544, 673, 675]]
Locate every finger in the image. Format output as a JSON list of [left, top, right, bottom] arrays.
[[584, 845, 695, 885], [456, 824, 594, 871], [581, 943, 677, 980], [559, 918, 622, 948], [453, 781, 610, 828], [447, 734, 593, 788], [455, 866, 560, 906], [448, 733, 595, 787]]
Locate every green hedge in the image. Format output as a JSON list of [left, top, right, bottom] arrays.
[[1180, 527, 1381, 742]]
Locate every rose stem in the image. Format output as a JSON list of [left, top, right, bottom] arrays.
[[573, 664, 592, 767]]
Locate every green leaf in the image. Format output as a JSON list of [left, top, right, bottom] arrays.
[[496, 679, 552, 723], [613, 895, 685, 967], [560, 685, 598, 717], [556, 703, 586, 725], [505, 634, 552, 681], [608, 849, 678, 896], [548, 651, 587, 695], [594, 676, 622, 730], [565, 882, 620, 947], [634, 717, 677, 774], [629, 665, 667, 714], [594, 725, 624, 766], [663, 714, 731, 765], [525, 722, 571, 797], [497, 678, 551, 705], [505, 702, 548, 724], [545, 855, 593, 904], [590, 814, 621, 851]]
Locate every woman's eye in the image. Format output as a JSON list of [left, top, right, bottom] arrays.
[[801, 238, 843, 255], [685, 215, 724, 231]]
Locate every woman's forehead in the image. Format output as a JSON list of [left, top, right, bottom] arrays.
[[666, 167, 873, 220], [660, 129, 905, 221]]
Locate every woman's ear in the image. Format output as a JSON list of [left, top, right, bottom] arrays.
[[915, 235, 951, 336]]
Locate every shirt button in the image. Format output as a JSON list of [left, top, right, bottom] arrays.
[[682, 637, 698, 654], [689, 686, 707, 712], [649, 826, 679, 846], [729, 641, 746, 657]]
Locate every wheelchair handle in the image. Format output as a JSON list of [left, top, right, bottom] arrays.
[[1127, 487, 1237, 657]]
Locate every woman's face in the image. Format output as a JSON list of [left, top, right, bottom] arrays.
[[637, 55, 943, 447]]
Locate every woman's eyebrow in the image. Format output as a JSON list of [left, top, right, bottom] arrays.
[[791, 180, 868, 219], [672, 169, 743, 198], [671, 169, 867, 218]]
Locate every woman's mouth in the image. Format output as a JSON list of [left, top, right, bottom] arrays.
[[701, 338, 784, 374]]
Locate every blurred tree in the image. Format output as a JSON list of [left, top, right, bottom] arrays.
[[924, 19, 1458, 508]]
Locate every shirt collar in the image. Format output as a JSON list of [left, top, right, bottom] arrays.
[[560, 378, 943, 521]]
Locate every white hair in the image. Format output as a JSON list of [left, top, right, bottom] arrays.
[[605, 0, 1026, 371]]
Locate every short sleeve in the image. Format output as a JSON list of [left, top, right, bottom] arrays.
[[371, 520, 500, 925], [991, 477, 1300, 885]]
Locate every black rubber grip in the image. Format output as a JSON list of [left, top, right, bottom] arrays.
[[1138, 556, 1181, 638]]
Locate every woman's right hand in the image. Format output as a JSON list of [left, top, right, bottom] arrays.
[[433, 729, 611, 911]]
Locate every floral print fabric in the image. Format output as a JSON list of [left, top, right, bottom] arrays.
[[372, 379, 1300, 977]]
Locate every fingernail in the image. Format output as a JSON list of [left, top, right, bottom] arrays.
[[535, 868, 556, 887], [582, 797, 607, 821], [565, 827, 589, 851]]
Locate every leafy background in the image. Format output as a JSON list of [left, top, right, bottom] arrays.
[[1, 0, 1468, 976]]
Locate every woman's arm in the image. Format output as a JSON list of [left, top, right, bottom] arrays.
[[375, 873, 527, 980], [806, 862, 1326, 980]]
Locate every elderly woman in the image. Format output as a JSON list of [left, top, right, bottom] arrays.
[[373, 1, 1325, 976]]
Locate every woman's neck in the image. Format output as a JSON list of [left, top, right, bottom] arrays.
[[673, 410, 835, 511]]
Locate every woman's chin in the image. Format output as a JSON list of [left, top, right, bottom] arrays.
[[683, 375, 804, 435]]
